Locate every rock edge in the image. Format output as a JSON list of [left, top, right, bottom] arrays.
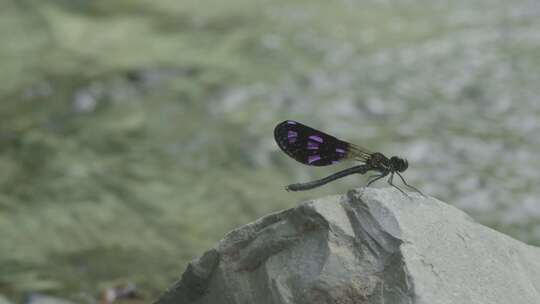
[[156, 187, 540, 304]]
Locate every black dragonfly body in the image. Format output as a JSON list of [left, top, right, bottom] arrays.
[[274, 120, 422, 195]]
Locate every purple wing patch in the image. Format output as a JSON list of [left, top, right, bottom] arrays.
[[274, 120, 359, 166], [307, 142, 319, 150], [309, 135, 323, 143], [288, 130, 298, 143], [308, 155, 321, 164]]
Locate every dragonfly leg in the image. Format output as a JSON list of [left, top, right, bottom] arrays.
[[366, 171, 388, 187], [387, 172, 408, 197], [396, 172, 425, 196], [367, 174, 380, 180]]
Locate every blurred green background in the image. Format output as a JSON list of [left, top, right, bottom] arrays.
[[1, 0, 540, 302]]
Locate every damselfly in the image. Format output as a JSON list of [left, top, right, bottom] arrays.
[[274, 120, 423, 196]]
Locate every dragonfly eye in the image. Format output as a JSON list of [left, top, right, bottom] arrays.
[[390, 156, 408, 172], [399, 159, 408, 172]]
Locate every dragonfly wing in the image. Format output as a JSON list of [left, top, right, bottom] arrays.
[[274, 120, 370, 166]]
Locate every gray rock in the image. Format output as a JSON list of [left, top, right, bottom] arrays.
[[156, 187, 540, 304]]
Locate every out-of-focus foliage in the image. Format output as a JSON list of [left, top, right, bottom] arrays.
[[1, 0, 540, 302]]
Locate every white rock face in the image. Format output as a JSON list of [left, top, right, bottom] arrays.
[[156, 188, 540, 304]]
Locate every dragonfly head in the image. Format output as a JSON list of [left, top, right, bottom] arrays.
[[390, 156, 408, 172]]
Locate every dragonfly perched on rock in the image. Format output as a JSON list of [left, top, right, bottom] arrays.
[[274, 120, 423, 196]]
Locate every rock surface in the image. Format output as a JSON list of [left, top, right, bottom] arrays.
[[155, 188, 540, 304]]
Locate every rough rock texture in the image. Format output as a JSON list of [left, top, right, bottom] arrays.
[[156, 188, 540, 304]]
